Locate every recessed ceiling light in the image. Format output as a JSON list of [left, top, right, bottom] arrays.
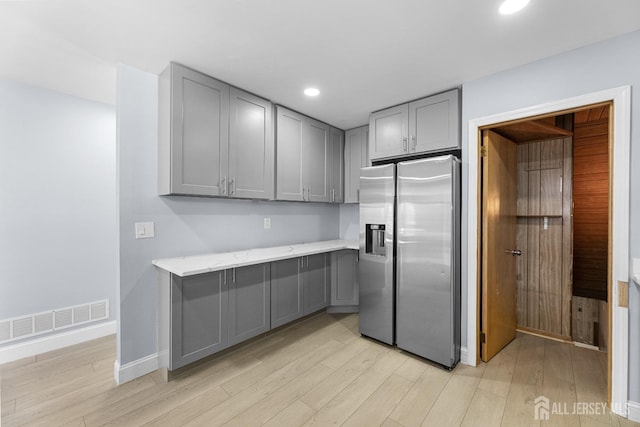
[[304, 88, 320, 97], [499, 0, 529, 15]]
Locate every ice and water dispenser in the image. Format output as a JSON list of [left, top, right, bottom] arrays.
[[365, 224, 386, 256]]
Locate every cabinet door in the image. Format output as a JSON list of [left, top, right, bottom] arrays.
[[228, 264, 271, 346], [409, 89, 460, 154], [229, 88, 274, 200], [171, 271, 228, 369], [329, 127, 345, 203], [303, 254, 329, 315], [276, 107, 305, 201], [344, 127, 365, 203], [304, 118, 330, 202], [362, 125, 370, 168], [170, 64, 229, 196], [271, 258, 303, 328], [369, 104, 408, 160], [330, 250, 359, 306]]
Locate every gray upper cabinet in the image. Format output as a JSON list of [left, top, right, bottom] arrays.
[[369, 89, 460, 161], [303, 254, 329, 315], [159, 63, 274, 199], [271, 257, 304, 328], [329, 127, 345, 203], [304, 119, 330, 203], [171, 271, 228, 369], [229, 88, 274, 200], [344, 125, 369, 203], [276, 107, 305, 201], [159, 63, 229, 197], [408, 90, 459, 154], [276, 106, 332, 203], [227, 263, 271, 346]]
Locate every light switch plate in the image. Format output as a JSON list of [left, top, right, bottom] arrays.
[[135, 222, 155, 239], [264, 218, 271, 230]]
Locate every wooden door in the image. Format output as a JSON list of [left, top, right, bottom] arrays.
[[481, 129, 518, 362]]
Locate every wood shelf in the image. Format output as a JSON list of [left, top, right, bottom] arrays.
[[493, 119, 573, 143]]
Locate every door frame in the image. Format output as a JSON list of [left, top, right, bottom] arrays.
[[465, 86, 631, 416]]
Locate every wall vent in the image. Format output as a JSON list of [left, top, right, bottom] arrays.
[[0, 299, 109, 345]]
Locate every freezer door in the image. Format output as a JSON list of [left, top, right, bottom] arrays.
[[396, 156, 460, 367], [359, 164, 395, 345]]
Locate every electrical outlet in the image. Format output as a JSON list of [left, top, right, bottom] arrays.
[[264, 218, 271, 230]]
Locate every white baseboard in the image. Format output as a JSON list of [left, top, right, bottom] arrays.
[[0, 320, 116, 365], [627, 400, 640, 423], [114, 353, 158, 385], [460, 346, 473, 366]]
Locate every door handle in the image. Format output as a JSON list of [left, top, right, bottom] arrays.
[[505, 249, 523, 256], [229, 178, 235, 196], [403, 137, 408, 152], [220, 176, 227, 195]]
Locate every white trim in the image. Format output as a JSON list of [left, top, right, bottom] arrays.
[[459, 346, 469, 365], [114, 353, 158, 385], [0, 320, 116, 364], [627, 401, 640, 423], [465, 86, 631, 415]]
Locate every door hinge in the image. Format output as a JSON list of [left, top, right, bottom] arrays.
[[480, 332, 486, 343], [480, 146, 487, 157]]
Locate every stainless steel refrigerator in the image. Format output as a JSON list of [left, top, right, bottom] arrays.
[[359, 155, 460, 368]]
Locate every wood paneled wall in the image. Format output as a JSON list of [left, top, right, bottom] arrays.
[[515, 137, 572, 339], [572, 115, 609, 301], [572, 295, 608, 349]]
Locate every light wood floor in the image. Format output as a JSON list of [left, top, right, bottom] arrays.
[[1, 313, 637, 427]]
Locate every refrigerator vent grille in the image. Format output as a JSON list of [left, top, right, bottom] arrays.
[[0, 299, 109, 345]]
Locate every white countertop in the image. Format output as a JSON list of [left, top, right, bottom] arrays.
[[153, 239, 359, 277]]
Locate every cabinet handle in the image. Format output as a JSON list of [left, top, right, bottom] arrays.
[[302, 187, 306, 201], [403, 137, 408, 152], [307, 188, 311, 201], [223, 270, 226, 285], [411, 135, 416, 151], [221, 176, 227, 195], [232, 268, 236, 282], [357, 189, 359, 202], [332, 189, 335, 202], [229, 178, 235, 196]]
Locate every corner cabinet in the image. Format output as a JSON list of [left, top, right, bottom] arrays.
[[276, 106, 343, 203], [369, 89, 460, 161], [158, 63, 274, 199], [344, 125, 369, 203]]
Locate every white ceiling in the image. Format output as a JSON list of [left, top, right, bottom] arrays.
[[2, 0, 640, 129]]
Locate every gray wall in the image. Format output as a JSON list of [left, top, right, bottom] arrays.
[[460, 30, 640, 400], [339, 204, 359, 241], [116, 64, 341, 365], [0, 79, 117, 325]]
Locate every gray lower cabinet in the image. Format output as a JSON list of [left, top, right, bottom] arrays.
[[227, 264, 271, 346], [330, 250, 359, 311], [170, 271, 228, 370], [270, 257, 304, 328], [158, 63, 274, 199], [303, 254, 330, 315], [344, 125, 369, 203], [369, 89, 460, 161]]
